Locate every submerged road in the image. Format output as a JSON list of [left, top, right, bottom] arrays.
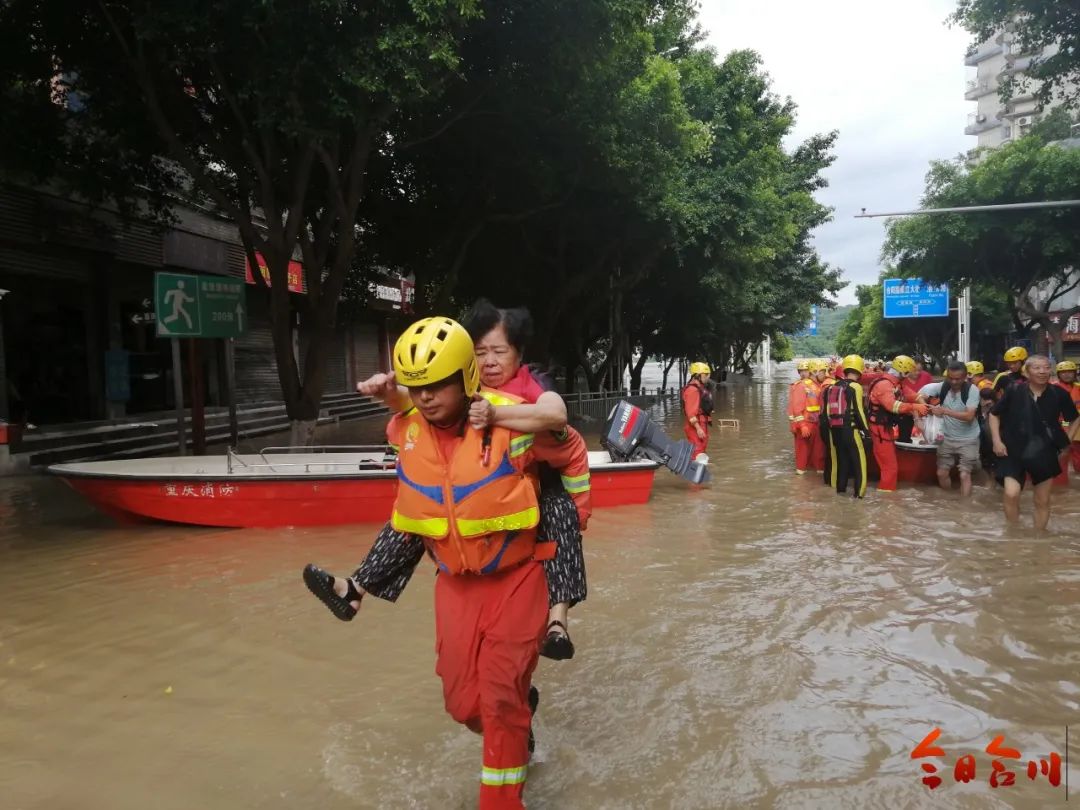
[[1, 376, 1078, 808]]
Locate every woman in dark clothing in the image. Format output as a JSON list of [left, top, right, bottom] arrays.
[[989, 355, 1079, 530]]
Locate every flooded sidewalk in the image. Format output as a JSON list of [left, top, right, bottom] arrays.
[[1, 382, 1078, 809]]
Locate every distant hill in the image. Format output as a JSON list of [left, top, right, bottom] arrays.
[[789, 305, 854, 358]]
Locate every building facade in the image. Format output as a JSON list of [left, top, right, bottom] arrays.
[[964, 33, 1075, 152], [0, 182, 406, 429]]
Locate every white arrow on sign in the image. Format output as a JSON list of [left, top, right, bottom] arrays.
[[142, 298, 152, 309], [130, 312, 157, 325], [235, 302, 245, 333]]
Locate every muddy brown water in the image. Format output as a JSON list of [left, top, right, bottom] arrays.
[[2, 381, 1079, 809]]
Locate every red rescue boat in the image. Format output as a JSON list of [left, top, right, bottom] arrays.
[[862, 440, 940, 485], [49, 447, 659, 528], [895, 440, 940, 485]]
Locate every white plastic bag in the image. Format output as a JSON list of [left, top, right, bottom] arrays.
[[918, 414, 946, 444]]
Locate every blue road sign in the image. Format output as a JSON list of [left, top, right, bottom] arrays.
[[883, 278, 949, 319], [790, 305, 819, 338]]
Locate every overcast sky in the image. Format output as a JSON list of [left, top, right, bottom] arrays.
[[698, 0, 974, 305]]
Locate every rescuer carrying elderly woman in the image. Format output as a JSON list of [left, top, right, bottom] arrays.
[[305, 317, 591, 809]]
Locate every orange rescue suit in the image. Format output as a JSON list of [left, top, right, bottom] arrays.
[[787, 377, 822, 472], [386, 388, 591, 810], [867, 374, 920, 492], [1053, 380, 1080, 477], [682, 379, 711, 459]]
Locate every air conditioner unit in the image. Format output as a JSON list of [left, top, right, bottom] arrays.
[[976, 114, 987, 123], [1017, 116, 1031, 127]]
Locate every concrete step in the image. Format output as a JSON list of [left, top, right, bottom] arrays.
[[21, 393, 389, 469]]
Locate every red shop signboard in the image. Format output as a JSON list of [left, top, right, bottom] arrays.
[[1046, 311, 1080, 343], [245, 252, 304, 294]]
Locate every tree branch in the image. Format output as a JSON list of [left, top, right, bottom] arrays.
[[206, 53, 274, 212], [400, 90, 487, 150], [95, 1, 263, 251]]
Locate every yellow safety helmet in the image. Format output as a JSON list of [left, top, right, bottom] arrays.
[[1003, 346, 1028, 363], [808, 359, 829, 373], [965, 361, 985, 376], [891, 355, 917, 374], [392, 316, 480, 397], [795, 359, 811, 371], [841, 354, 865, 375], [689, 361, 711, 376], [1057, 360, 1079, 373]]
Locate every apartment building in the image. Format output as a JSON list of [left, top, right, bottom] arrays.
[[964, 32, 1074, 151]]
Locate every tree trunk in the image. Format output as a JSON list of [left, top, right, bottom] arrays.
[[582, 361, 600, 392], [289, 418, 318, 447], [661, 356, 676, 393], [629, 352, 648, 394], [1049, 324, 1065, 361]]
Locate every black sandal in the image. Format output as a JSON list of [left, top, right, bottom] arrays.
[[528, 685, 539, 754], [539, 620, 575, 660], [303, 564, 362, 622]]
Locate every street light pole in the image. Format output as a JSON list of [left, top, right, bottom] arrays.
[[855, 199, 1080, 218]]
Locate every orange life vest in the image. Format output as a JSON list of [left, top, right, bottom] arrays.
[[788, 378, 821, 424], [390, 390, 552, 576], [1052, 380, 1080, 429]]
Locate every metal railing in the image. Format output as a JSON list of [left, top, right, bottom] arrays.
[[964, 79, 994, 100], [964, 114, 999, 136], [226, 444, 396, 474], [563, 388, 663, 420], [964, 40, 1003, 66]]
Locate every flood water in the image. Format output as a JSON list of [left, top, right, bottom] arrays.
[[2, 374, 1079, 809]]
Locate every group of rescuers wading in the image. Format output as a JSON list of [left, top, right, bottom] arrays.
[[787, 348, 1080, 529]]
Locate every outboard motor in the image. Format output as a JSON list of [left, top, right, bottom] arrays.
[[601, 401, 710, 485]]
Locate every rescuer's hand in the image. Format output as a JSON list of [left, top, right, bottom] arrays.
[[695, 425, 706, 440], [798, 423, 813, 439], [357, 372, 396, 398], [908, 403, 930, 418], [468, 395, 496, 429]]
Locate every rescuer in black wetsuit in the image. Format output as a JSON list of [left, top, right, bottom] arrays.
[[823, 354, 871, 499]]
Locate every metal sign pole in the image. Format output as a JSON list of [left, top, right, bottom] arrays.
[[187, 338, 207, 455], [958, 286, 971, 362], [171, 337, 187, 455], [225, 337, 239, 448]]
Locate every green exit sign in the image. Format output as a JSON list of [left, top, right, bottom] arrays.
[[154, 272, 247, 339]]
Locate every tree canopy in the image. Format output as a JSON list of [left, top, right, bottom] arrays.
[[1, 0, 843, 419], [883, 134, 1080, 359]]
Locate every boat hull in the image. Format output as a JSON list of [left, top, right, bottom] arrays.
[[895, 442, 939, 485], [862, 441, 940, 485], [62, 475, 401, 528], [52, 451, 659, 528]]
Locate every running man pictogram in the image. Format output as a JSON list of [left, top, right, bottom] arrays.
[[162, 280, 195, 329], [159, 278, 194, 330]]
